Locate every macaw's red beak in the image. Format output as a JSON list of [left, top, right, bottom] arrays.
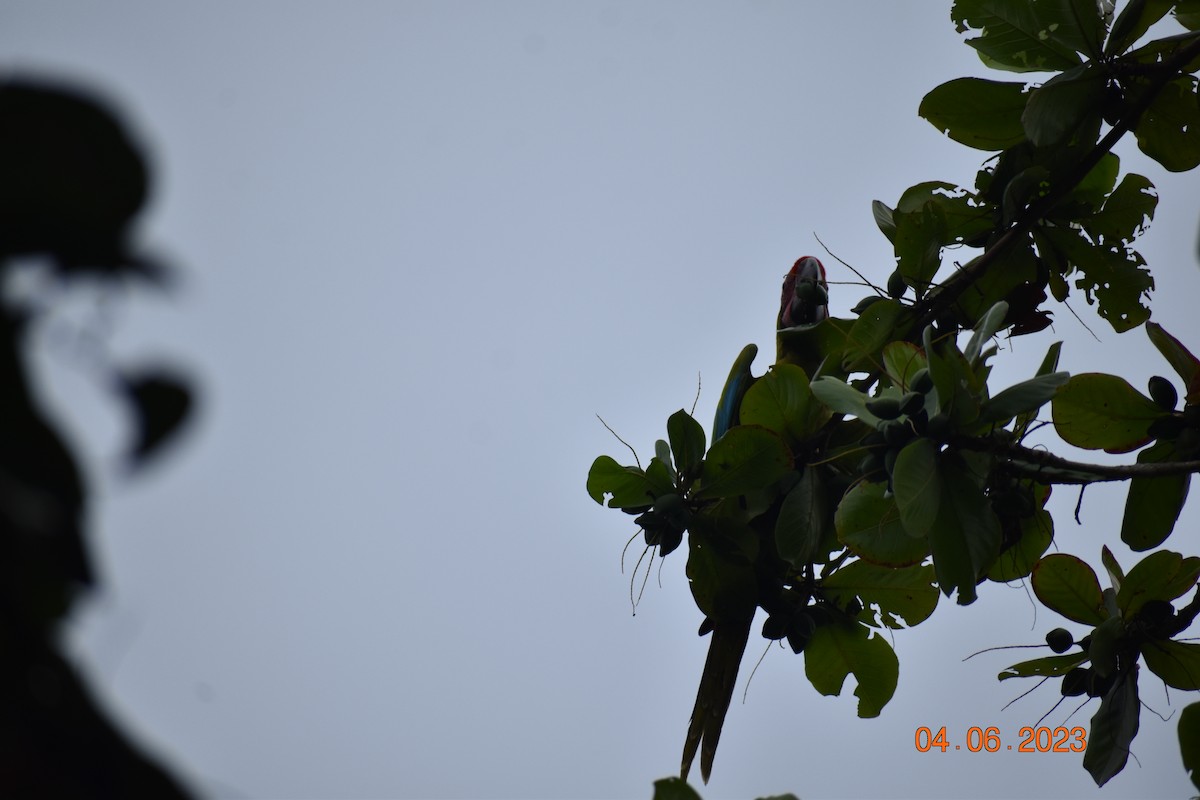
[[778, 255, 828, 328]]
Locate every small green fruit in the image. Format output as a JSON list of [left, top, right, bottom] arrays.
[[1045, 628, 1073, 653], [866, 396, 902, 420], [887, 270, 908, 299], [911, 368, 934, 394], [899, 391, 924, 416], [1060, 667, 1088, 697], [1149, 375, 1178, 410], [852, 295, 885, 315]]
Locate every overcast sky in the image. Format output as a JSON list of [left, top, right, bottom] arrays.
[[4, 3, 1200, 798]]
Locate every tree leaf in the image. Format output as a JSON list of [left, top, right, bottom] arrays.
[[774, 467, 827, 568], [1134, 75, 1200, 172], [892, 439, 940, 537], [1143, 640, 1200, 690], [951, 0, 1084, 72], [1036, 225, 1154, 332], [740, 364, 830, 447], [835, 480, 928, 568], [1101, 545, 1125, 594], [810, 377, 879, 424], [1051, 373, 1163, 452], [822, 560, 939, 629], [587, 456, 656, 508], [652, 777, 704, 800], [978, 371, 1070, 425], [1082, 667, 1140, 786], [919, 77, 1028, 149], [1117, 549, 1200, 617], [667, 409, 706, 482], [987, 489, 1053, 582], [1022, 64, 1106, 147], [1121, 439, 1192, 551], [803, 621, 898, 718], [872, 199, 896, 243], [695, 426, 792, 500], [1146, 321, 1200, 404], [998, 651, 1087, 681], [928, 451, 1001, 605], [840, 299, 911, 372], [1082, 173, 1157, 246], [1180, 701, 1200, 791], [1106, 0, 1174, 57], [881, 341, 928, 391], [1031, 553, 1108, 624]]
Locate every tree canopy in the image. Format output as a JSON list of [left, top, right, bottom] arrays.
[[588, 0, 1200, 794]]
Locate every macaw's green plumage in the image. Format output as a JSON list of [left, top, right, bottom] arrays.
[[683, 256, 829, 785]]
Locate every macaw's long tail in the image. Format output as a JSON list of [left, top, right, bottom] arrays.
[[680, 610, 755, 784]]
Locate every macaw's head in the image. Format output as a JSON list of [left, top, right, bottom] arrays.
[[778, 255, 828, 329]]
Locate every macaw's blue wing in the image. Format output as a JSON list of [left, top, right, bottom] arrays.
[[712, 343, 758, 442]]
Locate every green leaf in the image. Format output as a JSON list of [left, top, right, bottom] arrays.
[[1031, 553, 1107, 624], [587, 456, 655, 508], [695, 426, 792, 500], [1070, 152, 1121, 211], [841, 299, 911, 372], [986, 498, 1053, 582], [655, 439, 673, 471], [667, 409, 706, 482], [1143, 640, 1200, 690], [1106, 0, 1174, 57], [872, 200, 896, 243], [1101, 545, 1125, 594], [1014, 342, 1063, 436], [1052, 373, 1163, 452], [1022, 65, 1106, 147], [740, 364, 831, 447], [1038, 0, 1107, 58], [1082, 173, 1157, 246], [964, 300, 1009, 365], [823, 561, 939, 629], [998, 651, 1088, 681], [1135, 75, 1200, 172], [835, 480, 929, 568], [1036, 225, 1154, 332], [892, 439, 940, 538], [804, 621, 898, 718], [1082, 667, 1140, 786], [1121, 440, 1192, 550], [1146, 322, 1200, 404], [1180, 702, 1200, 791], [928, 451, 1001, 605], [919, 77, 1028, 149], [775, 467, 827, 568], [882, 341, 928, 391], [952, 0, 1084, 72], [978, 371, 1070, 425], [1117, 549, 1200, 617], [652, 777, 704, 800], [810, 378, 879, 425], [1180, 0, 1200, 30]]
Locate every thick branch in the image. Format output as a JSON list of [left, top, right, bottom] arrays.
[[910, 34, 1200, 336], [947, 434, 1200, 485]]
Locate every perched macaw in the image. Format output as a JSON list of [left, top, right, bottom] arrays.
[[711, 256, 829, 442], [686, 256, 829, 784]]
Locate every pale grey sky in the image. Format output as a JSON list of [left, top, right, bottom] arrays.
[[4, 3, 1200, 798]]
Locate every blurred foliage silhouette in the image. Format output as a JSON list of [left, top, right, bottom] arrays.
[[0, 79, 193, 797]]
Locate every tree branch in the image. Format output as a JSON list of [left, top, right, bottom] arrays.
[[947, 434, 1200, 484], [910, 34, 1200, 336]]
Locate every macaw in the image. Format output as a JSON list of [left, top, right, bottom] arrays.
[[685, 256, 829, 784], [711, 256, 829, 442]]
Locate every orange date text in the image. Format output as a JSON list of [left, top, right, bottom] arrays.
[[914, 725, 1087, 753]]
